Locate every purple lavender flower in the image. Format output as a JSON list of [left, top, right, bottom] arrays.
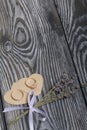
[[55, 72, 73, 94]]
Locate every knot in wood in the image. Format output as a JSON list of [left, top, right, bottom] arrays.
[[4, 41, 12, 52]]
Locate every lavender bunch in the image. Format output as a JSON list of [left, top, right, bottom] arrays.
[[7, 73, 80, 125], [55, 72, 73, 94]]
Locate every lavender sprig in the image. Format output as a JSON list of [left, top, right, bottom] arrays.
[[7, 73, 86, 125]]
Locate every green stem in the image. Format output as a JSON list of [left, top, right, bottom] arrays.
[[31, 87, 55, 107], [8, 110, 28, 125], [40, 87, 55, 100]]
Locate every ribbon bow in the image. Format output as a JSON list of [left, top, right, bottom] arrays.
[[3, 92, 46, 130]]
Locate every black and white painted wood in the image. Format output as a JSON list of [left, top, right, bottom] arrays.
[[0, 0, 87, 130], [55, 0, 87, 101]]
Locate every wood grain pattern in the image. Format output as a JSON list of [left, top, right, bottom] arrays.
[[0, 91, 7, 130], [0, 0, 87, 130], [55, 0, 87, 101]]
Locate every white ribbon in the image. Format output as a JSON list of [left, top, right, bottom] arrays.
[[3, 92, 46, 130]]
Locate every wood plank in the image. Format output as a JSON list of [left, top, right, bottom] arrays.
[[55, 0, 87, 101], [0, 90, 7, 130], [0, 0, 87, 130]]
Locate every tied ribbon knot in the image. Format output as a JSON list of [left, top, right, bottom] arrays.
[[3, 92, 46, 130]]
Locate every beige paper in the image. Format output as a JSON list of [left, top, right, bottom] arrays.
[[4, 89, 27, 105], [12, 74, 43, 95], [4, 74, 43, 105]]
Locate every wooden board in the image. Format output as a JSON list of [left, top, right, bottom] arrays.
[[0, 92, 7, 130], [55, 0, 87, 101], [0, 0, 87, 130]]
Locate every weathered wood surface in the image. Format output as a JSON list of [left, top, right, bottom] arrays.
[[0, 91, 7, 130], [55, 0, 87, 101], [0, 0, 87, 130]]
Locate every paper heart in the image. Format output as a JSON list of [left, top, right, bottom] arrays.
[[4, 74, 43, 105]]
